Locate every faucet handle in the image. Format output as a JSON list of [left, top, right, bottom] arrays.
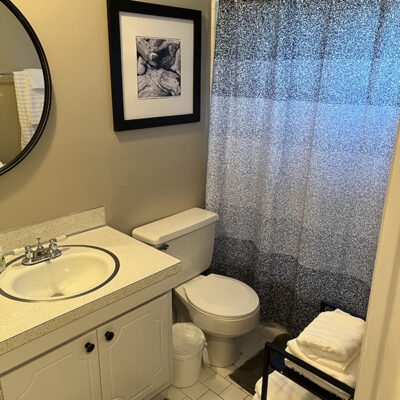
[[49, 238, 62, 259], [25, 246, 34, 260], [36, 237, 44, 248]]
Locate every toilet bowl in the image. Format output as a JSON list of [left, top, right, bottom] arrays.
[[174, 274, 260, 367], [132, 207, 260, 367]]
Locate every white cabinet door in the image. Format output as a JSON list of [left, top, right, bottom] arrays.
[[0, 331, 102, 400], [98, 293, 172, 400]]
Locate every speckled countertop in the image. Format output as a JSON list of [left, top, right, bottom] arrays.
[[0, 226, 180, 356]]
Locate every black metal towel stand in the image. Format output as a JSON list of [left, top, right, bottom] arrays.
[[260, 301, 366, 400]]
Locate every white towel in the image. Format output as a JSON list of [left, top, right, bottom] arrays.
[[25, 69, 44, 125], [254, 373, 319, 400], [285, 339, 360, 400], [13, 69, 44, 148], [297, 309, 365, 362], [302, 343, 359, 373], [25, 68, 44, 89], [13, 71, 35, 149]]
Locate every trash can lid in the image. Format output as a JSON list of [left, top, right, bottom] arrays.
[[173, 323, 206, 358]]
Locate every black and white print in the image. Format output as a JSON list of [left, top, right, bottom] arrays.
[[136, 37, 181, 99]]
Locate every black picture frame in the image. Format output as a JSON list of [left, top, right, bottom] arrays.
[[107, 0, 201, 131]]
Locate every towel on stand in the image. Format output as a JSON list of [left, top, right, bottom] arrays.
[[285, 339, 360, 400], [297, 310, 364, 362], [253, 372, 319, 400]]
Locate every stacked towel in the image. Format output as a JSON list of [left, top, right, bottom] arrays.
[[285, 309, 365, 399], [297, 309, 365, 364], [253, 373, 319, 400], [286, 339, 360, 399]]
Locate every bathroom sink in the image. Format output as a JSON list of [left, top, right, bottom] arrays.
[[0, 245, 119, 302]]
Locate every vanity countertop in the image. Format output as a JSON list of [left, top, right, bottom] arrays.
[[0, 226, 180, 356]]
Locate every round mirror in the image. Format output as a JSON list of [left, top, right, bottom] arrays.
[[0, 0, 51, 175]]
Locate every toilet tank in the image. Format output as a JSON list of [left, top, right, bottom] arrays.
[[132, 208, 219, 283]]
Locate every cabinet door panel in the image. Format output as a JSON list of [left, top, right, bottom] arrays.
[[0, 332, 101, 400], [98, 293, 171, 400]]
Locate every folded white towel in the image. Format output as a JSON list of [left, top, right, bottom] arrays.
[[297, 309, 365, 362], [285, 339, 360, 399], [254, 373, 319, 400], [303, 343, 359, 373]]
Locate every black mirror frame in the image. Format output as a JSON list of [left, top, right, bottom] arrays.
[[0, 0, 52, 176]]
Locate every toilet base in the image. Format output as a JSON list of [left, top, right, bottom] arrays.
[[205, 333, 240, 367]]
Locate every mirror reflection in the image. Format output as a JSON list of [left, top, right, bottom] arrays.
[[0, 1, 45, 169]]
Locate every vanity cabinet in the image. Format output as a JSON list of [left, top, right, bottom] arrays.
[[0, 294, 171, 400], [0, 331, 102, 400], [98, 293, 171, 400]]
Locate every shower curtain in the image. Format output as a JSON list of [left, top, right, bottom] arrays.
[[206, 0, 400, 334]]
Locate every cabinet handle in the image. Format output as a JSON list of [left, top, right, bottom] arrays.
[[85, 342, 95, 353], [105, 331, 115, 341]]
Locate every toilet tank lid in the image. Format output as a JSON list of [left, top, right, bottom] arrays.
[[131, 208, 219, 245]]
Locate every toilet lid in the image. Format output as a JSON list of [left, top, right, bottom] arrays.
[[184, 274, 259, 319]]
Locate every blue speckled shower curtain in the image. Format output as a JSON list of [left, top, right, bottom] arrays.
[[206, 0, 400, 334]]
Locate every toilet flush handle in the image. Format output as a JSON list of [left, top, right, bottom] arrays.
[[154, 243, 169, 251]]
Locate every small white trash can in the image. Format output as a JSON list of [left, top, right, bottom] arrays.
[[172, 323, 206, 388]]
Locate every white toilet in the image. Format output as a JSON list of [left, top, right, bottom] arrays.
[[132, 208, 260, 367]]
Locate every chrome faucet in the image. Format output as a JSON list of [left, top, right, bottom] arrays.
[[22, 238, 62, 266]]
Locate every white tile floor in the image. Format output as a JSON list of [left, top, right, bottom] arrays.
[[167, 323, 287, 400]]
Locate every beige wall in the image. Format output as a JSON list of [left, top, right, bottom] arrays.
[[356, 123, 400, 400], [0, 0, 211, 235], [376, 265, 400, 399], [0, 2, 41, 163]]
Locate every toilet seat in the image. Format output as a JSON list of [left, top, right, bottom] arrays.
[[184, 274, 259, 320]]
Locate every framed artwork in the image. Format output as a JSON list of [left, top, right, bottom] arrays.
[[107, 0, 202, 131]]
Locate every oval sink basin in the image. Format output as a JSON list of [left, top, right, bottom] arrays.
[[0, 245, 119, 302]]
